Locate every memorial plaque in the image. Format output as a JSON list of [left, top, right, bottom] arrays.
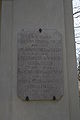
[[17, 28, 64, 101]]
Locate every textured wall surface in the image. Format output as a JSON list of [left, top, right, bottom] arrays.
[[0, 0, 80, 120]]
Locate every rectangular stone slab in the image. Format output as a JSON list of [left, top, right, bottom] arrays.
[[17, 28, 64, 101]]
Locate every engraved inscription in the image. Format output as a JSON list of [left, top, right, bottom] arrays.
[[17, 29, 64, 101]]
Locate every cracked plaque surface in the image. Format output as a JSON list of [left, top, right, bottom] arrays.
[[17, 28, 64, 101]]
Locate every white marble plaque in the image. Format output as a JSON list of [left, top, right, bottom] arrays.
[[17, 28, 64, 101]]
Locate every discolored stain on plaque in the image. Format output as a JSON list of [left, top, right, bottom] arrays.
[[17, 28, 64, 101]]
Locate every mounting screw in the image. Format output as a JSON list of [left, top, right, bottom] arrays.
[[39, 28, 42, 33], [25, 96, 29, 101], [53, 96, 56, 101]]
